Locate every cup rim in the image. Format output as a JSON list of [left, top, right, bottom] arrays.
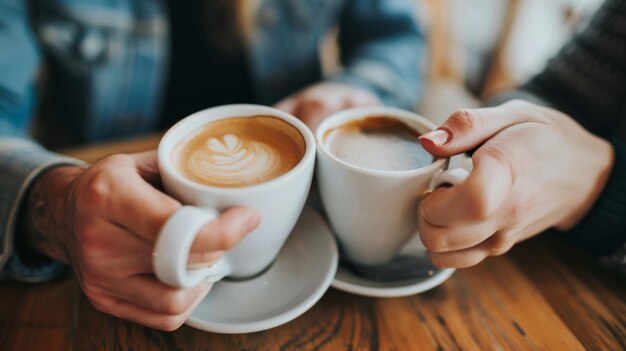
[[158, 104, 316, 194], [316, 106, 447, 178]]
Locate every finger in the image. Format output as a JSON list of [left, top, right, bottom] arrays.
[[418, 100, 540, 157], [429, 231, 514, 268], [83, 219, 154, 276], [419, 151, 512, 226], [92, 283, 211, 331], [295, 99, 329, 121], [429, 246, 489, 269], [107, 274, 212, 315], [344, 91, 382, 108], [190, 206, 260, 253], [90, 154, 181, 241], [295, 99, 340, 131], [274, 95, 299, 114], [417, 216, 497, 253], [188, 250, 224, 268]]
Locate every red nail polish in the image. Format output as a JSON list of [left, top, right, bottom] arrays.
[[419, 129, 450, 146]]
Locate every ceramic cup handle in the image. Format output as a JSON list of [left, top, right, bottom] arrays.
[[428, 167, 470, 190], [153, 206, 232, 288]]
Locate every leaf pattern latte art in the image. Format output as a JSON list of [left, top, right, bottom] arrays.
[[187, 134, 282, 186]]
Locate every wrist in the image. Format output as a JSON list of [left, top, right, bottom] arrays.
[[18, 165, 84, 263]]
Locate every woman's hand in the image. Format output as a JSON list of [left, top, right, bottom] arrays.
[[417, 100, 614, 268], [275, 81, 381, 131], [21, 151, 260, 330]]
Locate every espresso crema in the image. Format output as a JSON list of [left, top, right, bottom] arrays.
[[172, 116, 305, 187]]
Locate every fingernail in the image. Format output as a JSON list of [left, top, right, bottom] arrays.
[[419, 129, 450, 146], [188, 251, 223, 269], [246, 211, 260, 232]]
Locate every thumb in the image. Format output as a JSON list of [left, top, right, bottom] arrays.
[[419, 101, 537, 157]]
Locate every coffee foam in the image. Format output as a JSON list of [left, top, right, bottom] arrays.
[[173, 116, 305, 187], [324, 116, 433, 172]]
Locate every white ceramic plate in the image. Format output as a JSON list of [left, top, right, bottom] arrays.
[[186, 207, 338, 334]]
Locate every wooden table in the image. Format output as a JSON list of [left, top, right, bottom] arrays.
[[1, 135, 625, 350]]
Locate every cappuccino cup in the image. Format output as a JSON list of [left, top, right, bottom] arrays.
[[316, 107, 468, 266], [155, 105, 315, 288]]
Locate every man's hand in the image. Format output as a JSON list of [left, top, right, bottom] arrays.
[[417, 100, 614, 268], [21, 151, 260, 330], [275, 81, 381, 131]]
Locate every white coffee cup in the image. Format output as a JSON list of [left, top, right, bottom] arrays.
[[154, 104, 316, 288], [316, 107, 468, 265]]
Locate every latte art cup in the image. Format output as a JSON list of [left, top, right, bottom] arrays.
[[316, 107, 469, 265], [154, 105, 315, 288]]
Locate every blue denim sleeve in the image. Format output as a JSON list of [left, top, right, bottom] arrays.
[[330, 0, 425, 110], [0, 0, 81, 282]]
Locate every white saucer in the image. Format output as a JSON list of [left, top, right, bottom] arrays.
[[186, 207, 338, 334], [332, 264, 455, 298], [331, 235, 455, 298]]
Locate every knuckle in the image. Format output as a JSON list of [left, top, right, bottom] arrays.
[[87, 294, 112, 314], [448, 109, 482, 134], [162, 291, 189, 315], [418, 201, 437, 226], [82, 284, 99, 301], [464, 185, 497, 221], [214, 222, 245, 250], [157, 317, 186, 332], [430, 253, 452, 269], [420, 231, 450, 253], [84, 173, 113, 209], [488, 233, 514, 256]]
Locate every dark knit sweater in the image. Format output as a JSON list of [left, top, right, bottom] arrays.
[[503, 0, 626, 274]]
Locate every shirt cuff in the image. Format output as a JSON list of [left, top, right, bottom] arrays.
[[561, 138, 626, 257], [0, 138, 83, 282]]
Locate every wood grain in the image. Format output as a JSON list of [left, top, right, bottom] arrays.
[[510, 235, 626, 351], [0, 277, 77, 351], [4, 249, 612, 350]]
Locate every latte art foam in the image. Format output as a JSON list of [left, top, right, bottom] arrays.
[[188, 134, 281, 186], [173, 116, 305, 187]]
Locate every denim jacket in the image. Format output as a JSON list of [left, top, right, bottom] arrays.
[[0, 0, 424, 281]]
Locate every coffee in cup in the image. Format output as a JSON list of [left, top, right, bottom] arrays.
[[172, 115, 305, 188], [322, 116, 433, 172]]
